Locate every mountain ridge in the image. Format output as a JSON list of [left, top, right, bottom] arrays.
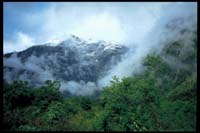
[[3, 35, 128, 96]]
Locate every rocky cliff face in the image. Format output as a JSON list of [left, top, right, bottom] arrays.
[[3, 35, 128, 96]]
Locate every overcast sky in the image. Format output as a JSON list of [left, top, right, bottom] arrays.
[[3, 2, 197, 53]]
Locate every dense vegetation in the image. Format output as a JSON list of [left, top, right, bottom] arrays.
[[3, 32, 197, 131]]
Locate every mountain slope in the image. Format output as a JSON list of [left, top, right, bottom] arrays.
[[3, 35, 128, 96]]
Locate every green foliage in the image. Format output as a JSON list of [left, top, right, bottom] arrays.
[[164, 41, 183, 56], [143, 54, 172, 78], [167, 74, 196, 101], [32, 80, 63, 109], [158, 99, 196, 131], [3, 33, 196, 131], [3, 80, 64, 131], [3, 81, 34, 110], [80, 97, 92, 110]]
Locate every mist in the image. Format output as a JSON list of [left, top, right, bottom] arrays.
[[3, 2, 197, 96], [98, 2, 197, 87]]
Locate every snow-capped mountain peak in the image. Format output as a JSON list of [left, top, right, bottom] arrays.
[[3, 35, 128, 96]]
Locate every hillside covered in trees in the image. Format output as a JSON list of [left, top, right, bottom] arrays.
[[3, 30, 197, 131]]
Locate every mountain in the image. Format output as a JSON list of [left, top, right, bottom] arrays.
[[3, 35, 128, 96]]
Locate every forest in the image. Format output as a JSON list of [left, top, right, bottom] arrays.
[[3, 31, 197, 131]]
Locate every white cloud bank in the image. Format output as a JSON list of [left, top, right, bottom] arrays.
[[4, 2, 172, 53], [3, 2, 197, 95], [4, 32, 35, 53]]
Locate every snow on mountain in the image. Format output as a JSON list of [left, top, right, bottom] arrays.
[[3, 35, 128, 96]]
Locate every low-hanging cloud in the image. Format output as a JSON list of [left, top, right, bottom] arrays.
[[3, 2, 197, 95], [97, 2, 197, 87]]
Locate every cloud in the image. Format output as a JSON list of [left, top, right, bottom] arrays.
[[4, 32, 35, 53], [97, 2, 197, 87], [72, 13, 125, 42], [3, 2, 170, 52], [60, 80, 98, 96], [3, 53, 24, 69], [3, 2, 197, 95]]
